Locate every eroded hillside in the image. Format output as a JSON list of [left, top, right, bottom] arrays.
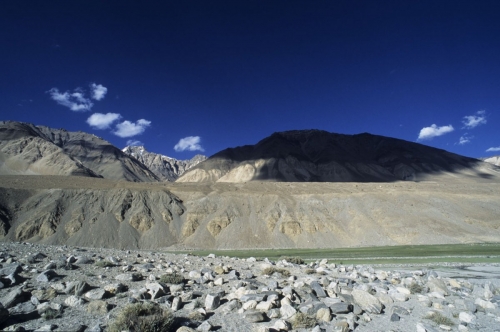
[[1, 176, 499, 249]]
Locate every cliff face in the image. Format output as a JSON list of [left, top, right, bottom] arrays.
[[178, 130, 494, 183], [0, 121, 159, 182], [122, 145, 206, 181]]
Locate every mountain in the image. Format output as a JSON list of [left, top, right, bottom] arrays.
[[178, 129, 498, 183], [483, 156, 500, 166], [0, 121, 159, 182], [1, 175, 500, 249], [1, 125, 500, 250], [122, 145, 206, 181]]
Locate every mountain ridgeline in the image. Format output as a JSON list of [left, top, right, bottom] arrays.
[[122, 146, 206, 181], [178, 129, 497, 183], [0, 121, 205, 182], [1, 122, 500, 250]]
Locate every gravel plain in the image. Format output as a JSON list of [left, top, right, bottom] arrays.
[[0, 242, 499, 331]]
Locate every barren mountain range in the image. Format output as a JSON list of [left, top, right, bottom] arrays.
[[122, 145, 206, 181], [0, 121, 499, 250], [178, 129, 496, 183]]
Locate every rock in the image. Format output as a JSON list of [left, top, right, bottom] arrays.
[[36, 270, 58, 282], [256, 300, 273, 311], [74, 256, 93, 264], [177, 327, 196, 332], [65, 281, 90, 296], [145, 282, 165, 299], [115, 273, 141, 281], [205, 293, 220, 310], [84, 289, 107, 300], [427, 278, 449, 296], [240, 294, 266, 302], [316, 307, 332, 322], [34, 325, 57, 331], [391, 305, 410, 316], [189, 271, 201, 279], [455, 299, 476, 313], [87, 300, 110, 315], [8, 301, 36, 315], [214, 266, 225, 275], [416, 322, 427, 332], [103, 283, 126, 294], [86, 323, 103, 332], [273, 319, 291, 331], [31, 288, 57, 301], [459, 312, 476, 323], [0, 263, 22, 277], [475, 298, 496, 310], [377, 293, 394, 306], [172, 297, 182, 311], [241, 300, 259, 310], [329, 302, 352, 314], [333, 321, 349, 332], [197, 321, 212, 331], [310, 281, 327, 298], [448, 279, 461, 288], [352, 289, 383, 314], [280, 303, 297, 319], [243, 310, 265, 322], [1, 286, 28, 308], [169, 284, 184, 293], [65, 295, 86, 307], [390, 313, 400, 321]]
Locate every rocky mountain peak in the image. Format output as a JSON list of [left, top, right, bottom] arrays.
[[0, 121, 158, 182], [121, 145, 207, 181], [178, 129, 495, 183]]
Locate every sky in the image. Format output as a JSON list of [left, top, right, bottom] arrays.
[[1, 1, 500, 159]]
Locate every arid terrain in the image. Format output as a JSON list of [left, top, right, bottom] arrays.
[[0, 173, 499, 250], [0, 242, 499, 332], [2, 122, 500, 250]]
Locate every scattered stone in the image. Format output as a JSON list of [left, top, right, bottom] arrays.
[[115, 273, 141, 281], [36, 270, 58, 282], [0, 242, 498, 332], [244, 310, 266, 322], [87, 300, 110, 315], [31, 288, 57, 301], [205, 293, 220, 310], [352, 289, 383, 314], [1, 286, 29, 308], [84, 289, 107, 300], [145, 282, 165, 299], [65, 295, 86, 307], [390, 313, 400, 321]]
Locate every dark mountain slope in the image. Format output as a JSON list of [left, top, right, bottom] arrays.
[[0, 121, 158, 182], [178, 129, 498, 182]]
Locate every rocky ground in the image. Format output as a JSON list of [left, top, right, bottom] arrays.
[[0, 242, 499, 331]]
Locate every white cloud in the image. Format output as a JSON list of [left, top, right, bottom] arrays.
[[90, 83, 107, 100], [113, 119, 151, 138], [458, 133, 473, 145], [174, 136, 205, 152], [417, 124, 454, 140], [126, 140, 143, 146], [486, 147, 500, 152], [48, 87, 93, 112], [462, 110, 487, 129], [87, 113, 122, 129]]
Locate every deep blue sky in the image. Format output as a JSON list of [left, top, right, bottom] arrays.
[[2, 1, 500, 159]]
